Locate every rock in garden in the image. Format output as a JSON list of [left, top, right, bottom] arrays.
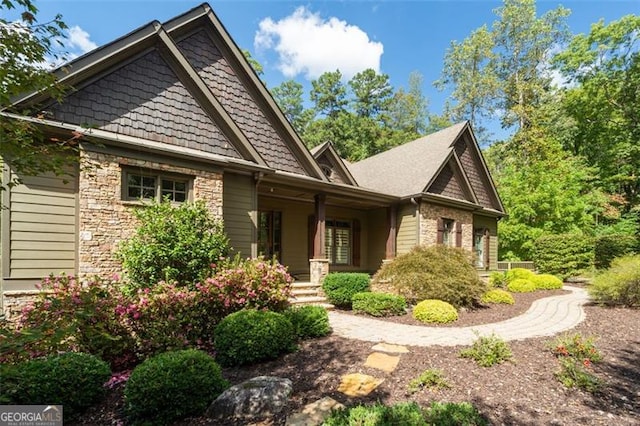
[[206, 376, 293, 422]]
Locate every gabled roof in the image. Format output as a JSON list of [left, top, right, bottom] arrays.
[[348, 121, 505, 214], [10, 3, 327, 181], [310, 141, 358, 186]]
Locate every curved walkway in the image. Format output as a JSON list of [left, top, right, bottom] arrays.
[[328, 285, 589, 347]]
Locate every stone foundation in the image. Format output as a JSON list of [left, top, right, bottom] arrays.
[[2, 291, 39, 322]]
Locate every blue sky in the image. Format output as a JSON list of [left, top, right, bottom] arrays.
[[8, 0, 640, 142]]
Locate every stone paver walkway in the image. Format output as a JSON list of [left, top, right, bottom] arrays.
[[328, 285, 589, 346]]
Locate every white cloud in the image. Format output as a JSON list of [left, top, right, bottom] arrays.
[[67, 25, 97, 54], [254, 7, 383, 80]]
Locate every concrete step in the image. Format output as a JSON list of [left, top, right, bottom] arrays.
[[291, 288, 320, 296], [289, 296, 334, 310], [291, 282, 321, 289]]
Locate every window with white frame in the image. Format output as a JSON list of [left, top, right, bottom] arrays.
[[442, 218, 455, 246], [123, 168, 191, 203], [325, 219, 351, 265]]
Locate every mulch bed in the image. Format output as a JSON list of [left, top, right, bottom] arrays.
[[75, 293, 640, 425]]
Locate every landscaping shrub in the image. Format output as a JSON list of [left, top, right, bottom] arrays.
[[488, 271, 507, 288], [532, 233, 594, 278], [117, 200, 229, 290], [425, 402, 488, 426], [504, 268, 535, 283], [124, 349, 227, 424], [481, 289, 515, 305], [589, 255, 640, 307], [323, 402, 426, 425], [322, 273, 370, 308], [412, 300, 458, 324], [352, 292, 406, 317], [594, 234, 638, 269], [507, 278, 536, 293], [407, 369, 450, 394], [460, 333, 513, 367], [555, 358, 601, 393], [0, 352, 110, 420], [531, 274, 563, 290], [371, 245, 486, 308], [214, 309, 296, 366], [13, 274, 136, 369], [549, 333, 602, 393], [283, 305, 331, 339], [550, 333, 602, 363]]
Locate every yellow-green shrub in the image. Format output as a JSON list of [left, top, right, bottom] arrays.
[[412, 300, 458, 324], [481, 289, 515, 304], [505, 268, 535, 283], [589, 255, 640, 307], [532, 274, 563, 290], [507, 279, 536, 293]]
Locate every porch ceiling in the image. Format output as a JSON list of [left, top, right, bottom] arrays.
[[257, 183, 390, 210]]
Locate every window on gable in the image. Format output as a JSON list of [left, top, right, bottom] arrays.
[[123, 168, 191, 203]]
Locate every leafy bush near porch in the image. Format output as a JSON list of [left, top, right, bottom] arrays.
[[371, 245, 486, 308], [0, 352, 110, 420], [531, 274, 563, 290], [504, 268, 535, 283], [413, 300, 458, 324], [507, 278, 536, 293], [594, 234, 638, 270], [589, 255, 640, 307], [488, 271, 508, 288], [352, 292, 407, 317], [322, 273, 370, 308], [532, 233, 594, 278], [283, 305, 331, 339], [481, 289, 515, 305], [323, 402, 427, 425], [214, 309, 296, 366], [117, 200, 230, 290], [124, 349, 228, 424]]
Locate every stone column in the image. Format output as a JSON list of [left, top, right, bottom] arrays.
[[309, 258, 329, 287]]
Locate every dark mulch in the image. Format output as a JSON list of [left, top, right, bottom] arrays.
[[75, 295, 640, 426]]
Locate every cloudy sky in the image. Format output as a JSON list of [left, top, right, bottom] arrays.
[[8, 0, 640, 141]]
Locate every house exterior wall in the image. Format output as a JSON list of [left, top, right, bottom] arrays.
[[396, 203, 418, 255], [419, 202, 473, 250], [366, 207, 387, 273], [223, 173, 256, 258], [78, 149, 223, 277], [474, 214, 499, 270]]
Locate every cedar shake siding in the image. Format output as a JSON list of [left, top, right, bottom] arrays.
[[176, 30, 307, 175], [454, 135, 499, 210], [427, 163, 466, 199], [316, 155, 348, 185], [48, 50, 240, 158]]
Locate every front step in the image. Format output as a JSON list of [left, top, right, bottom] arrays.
[[289, 296, 334, 310], [289, 281, 333, 309]]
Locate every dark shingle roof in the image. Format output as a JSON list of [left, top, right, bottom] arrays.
[[348, 122, 468, 197]]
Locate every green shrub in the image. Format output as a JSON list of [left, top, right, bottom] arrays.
[[555, 358, 601, 393], [507, 278, 536, 293], [124, 349, 227, 424], [589, 255, 640, 306], [549, 333, 602, 362], [117, 200, 230, 290], [0, 352, 110, 420], [594, 234, 638, 269], [322, 273, 370, 308], [425, 402, 488, 426], [323, 402, 426, 425], [531, 274, 563, 290], [412, 300, 458, 324], [352, 292, 407, 317], [283, 305, 331, 339], [460, 333, 513, 367], [214, 309, 296, 366], [504, 268, 535, 283], [532, 233, 594, 278], [407, 369, 450, 394], [481, 289, 515, 305], [488, 271, 507, 288], [371, 245, 486, 308]]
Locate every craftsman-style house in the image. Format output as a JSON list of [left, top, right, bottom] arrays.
[[0, 3, 505, 314]]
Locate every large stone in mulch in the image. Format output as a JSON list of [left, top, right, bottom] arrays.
[[371, 342, 409, 354], [206, 376, 292, 422], [337, 373, 384, 397], [364, 352, 400, 373], [285, 396, 345, 426]]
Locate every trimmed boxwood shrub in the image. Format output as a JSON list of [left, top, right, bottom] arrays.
[[322, 273, 370, 308], [371, 245, 486, 308], [323, 402, 426, 425], [589, 255, 640, 307], [532, 274, 563, 290], [0, 352, 110, 420], [507, 278, 536, 293], [352, 292, 407, 317], [283, 305, 331, 340], [214, 309, 296, 366], [413, 300, 458, 324], [124, 349, 227, 424], [481, 289, 515, 305], [533, 233, 594, 278], [594, 234, 638, 270]]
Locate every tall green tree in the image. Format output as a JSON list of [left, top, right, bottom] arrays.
[[348, 68, 393, 120], [389, 71, 429, 139], [309, 70, 347, 118], [271, 79, 313, 136]]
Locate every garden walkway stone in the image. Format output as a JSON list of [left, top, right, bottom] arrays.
[[337, 373, 384, 397], [371, 342, 409, 353], [285, 397, 344, 426], [328, 286, 589, 346], [364, 352, 400, 373]]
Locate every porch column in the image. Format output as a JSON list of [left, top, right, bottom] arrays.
[[310, 194, 329, 286], [385, 204, 397, 260]]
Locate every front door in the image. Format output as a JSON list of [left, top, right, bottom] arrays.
[[258, 211, 282, 262]]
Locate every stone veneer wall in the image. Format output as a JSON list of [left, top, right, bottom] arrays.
[[78, 150, 223, 277], [2, 291, 39, 322], [419, 202, 473, 250]]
